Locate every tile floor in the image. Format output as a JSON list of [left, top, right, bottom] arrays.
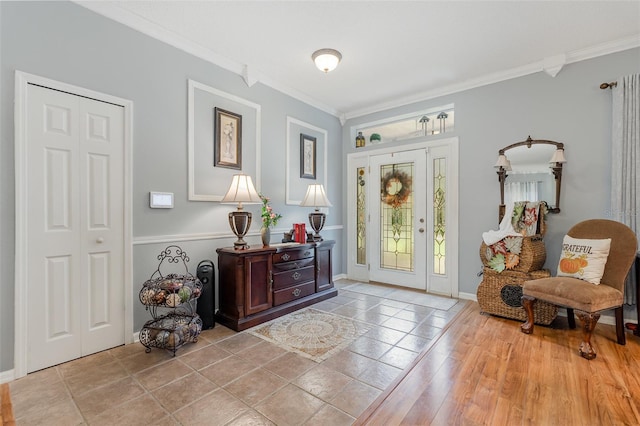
[[8, 280, 466, 425]]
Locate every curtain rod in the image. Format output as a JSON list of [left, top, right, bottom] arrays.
[[600, 81, 618, 89]]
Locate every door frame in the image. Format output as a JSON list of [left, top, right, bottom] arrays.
[[346, 137, 459, 297], [14, 71, 134, 378]]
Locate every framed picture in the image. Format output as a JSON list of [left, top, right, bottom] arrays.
[[214, 107, 242, 169], [300, 133, 316, 179]]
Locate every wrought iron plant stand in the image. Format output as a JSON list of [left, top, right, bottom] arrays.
[[138, 245, 203, 356]]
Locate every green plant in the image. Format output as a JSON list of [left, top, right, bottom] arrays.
[[259, 193, 282, 228], [370, 133, 381, 142]]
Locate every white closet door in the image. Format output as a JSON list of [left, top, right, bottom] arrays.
[[26, 84, 125, 372]]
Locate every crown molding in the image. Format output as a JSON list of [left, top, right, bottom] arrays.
[[75, 2, 639, 122], [74, 1, 342, 118], [344, 34, 640, 120]]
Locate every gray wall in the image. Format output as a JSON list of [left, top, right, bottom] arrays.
[[0, 1, 342, 372], [1, 1, 638, 375], [343, 48, 640, 298]]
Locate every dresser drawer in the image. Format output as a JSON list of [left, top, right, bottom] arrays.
[[273, 281, 315, 306], [273, 248, 313, 264], [272, 257, 315, 272], [273, 266, 315, 290]]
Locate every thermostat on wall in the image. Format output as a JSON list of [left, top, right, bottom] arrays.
[[150, 192, 174, 208]]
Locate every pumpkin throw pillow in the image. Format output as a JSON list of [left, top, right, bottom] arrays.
[[557, 235, 611, 284]]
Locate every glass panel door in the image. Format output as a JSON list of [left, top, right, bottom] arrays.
[[369, 150, 427, 289]]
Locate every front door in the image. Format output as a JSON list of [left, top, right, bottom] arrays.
[[25, 83, 125, 372], [369, 150, 427, 289]]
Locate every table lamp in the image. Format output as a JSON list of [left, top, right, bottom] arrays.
[[221, 174, 261, 249], [300, 184, 332, 241]]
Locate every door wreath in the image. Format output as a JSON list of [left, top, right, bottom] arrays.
[[381, 170, 412, 208]]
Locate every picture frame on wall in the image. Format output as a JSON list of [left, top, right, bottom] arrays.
[[300, 133, 316, 179], [214, 107, 242, 169]]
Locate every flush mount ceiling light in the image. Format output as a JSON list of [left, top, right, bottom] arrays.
[[312, 48, 342, 73]]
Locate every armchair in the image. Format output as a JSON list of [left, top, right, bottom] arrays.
[[520, 219, 637, 359]]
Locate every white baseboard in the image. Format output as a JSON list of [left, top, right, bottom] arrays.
[[458, 291, 477, 301], [0, 369, 15, 384]]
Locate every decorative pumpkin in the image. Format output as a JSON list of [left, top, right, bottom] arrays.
[[165, 293, 181, 307], [178, 286, 192, 303], [153, 290, 167, 305], [140, 289, 155, 304], [559, 256, 582, 274]]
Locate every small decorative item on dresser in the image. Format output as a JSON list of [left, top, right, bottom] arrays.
[[370, 133, 381, 144], [259, 193, 282, 247], [355, 131, 366, 148]]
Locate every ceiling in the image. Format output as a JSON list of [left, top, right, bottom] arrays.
[[78, 1, 640, 119]]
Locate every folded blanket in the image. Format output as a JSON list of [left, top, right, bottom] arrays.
[[482, 203, 522, 245]]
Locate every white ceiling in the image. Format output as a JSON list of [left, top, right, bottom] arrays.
[[78, 1, 640, 119]]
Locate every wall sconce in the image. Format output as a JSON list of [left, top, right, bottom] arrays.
[[494, 154, 511, 213], [549, 148, 567, 213], [300, 184, 332, 241], [221, 174, 261, 250], [312, 48, 342, 73]]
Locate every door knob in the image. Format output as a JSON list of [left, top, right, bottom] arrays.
[[418, 228, 425, 233], [96, 237, 104, 243]]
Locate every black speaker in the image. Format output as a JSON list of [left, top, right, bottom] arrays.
[[196, 260, 215, 329]]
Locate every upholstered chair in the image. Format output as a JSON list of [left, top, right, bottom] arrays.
[[520, 219, 637, 360]]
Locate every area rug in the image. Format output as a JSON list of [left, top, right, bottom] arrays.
[[248, 308, 370, 362]]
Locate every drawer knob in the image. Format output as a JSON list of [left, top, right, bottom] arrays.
[[304, 251, 311, 257], [282, 254, 291, 261], [292, 271, 301, 280], [292, 288, 301, 297]]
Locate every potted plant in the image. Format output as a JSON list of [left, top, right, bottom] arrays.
[[370, 133, 382, 144]]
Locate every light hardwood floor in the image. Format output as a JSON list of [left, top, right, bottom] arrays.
[[5, 283, 639, 425], [357, 302, 640, 425]]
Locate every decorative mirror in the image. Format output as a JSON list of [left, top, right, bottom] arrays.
[[495, 136, 566, 222]]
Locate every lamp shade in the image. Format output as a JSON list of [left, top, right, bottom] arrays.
[[312, 49, 342, 73], [221, 174, 261, 207], [505, 159, 512, 172], [494, 154, 509, 168], [300, 184, 332, 209], [549, 149, 567, 164]]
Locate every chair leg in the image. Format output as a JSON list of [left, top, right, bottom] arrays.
[[520, 295, 536, 334], [576, 311, 601, 360], [567, 308, 576, 329], [614, 306, 626, 345]]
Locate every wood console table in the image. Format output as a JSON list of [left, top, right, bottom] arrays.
[[215, 240, 337, 331]]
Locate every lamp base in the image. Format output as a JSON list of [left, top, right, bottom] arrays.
[[228, 211, 252, 250], [308, 211, 326, 242], [306, 231, 322, 243]]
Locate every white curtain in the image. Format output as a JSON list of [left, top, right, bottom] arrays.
[[610, 73, 639, 305], [504, 181, 539, 208]]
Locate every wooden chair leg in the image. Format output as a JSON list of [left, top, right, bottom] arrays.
[[567, 308, 576, 329], [614, 306, 626, 345], [576, 311, 600, 360], [520, 295, 536, 334]]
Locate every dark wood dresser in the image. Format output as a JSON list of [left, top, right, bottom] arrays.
[[215, 240, 336, 331]]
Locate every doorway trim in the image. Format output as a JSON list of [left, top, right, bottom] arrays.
[[14, 71, 134, 378], [346, 137, 459, 297]]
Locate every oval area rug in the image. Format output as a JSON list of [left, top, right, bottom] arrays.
[[248, 308, 370, 362]]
